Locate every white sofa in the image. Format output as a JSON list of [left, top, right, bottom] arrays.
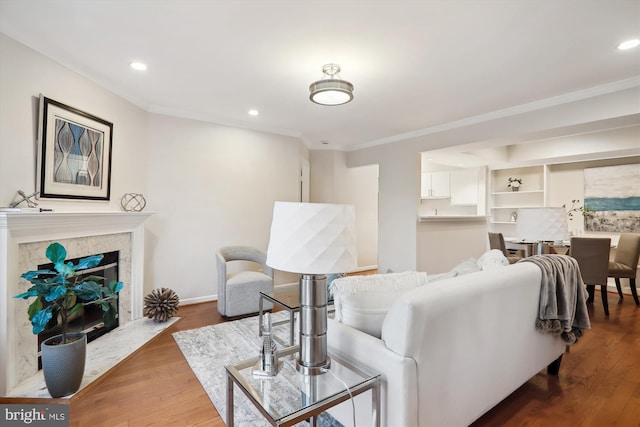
[[327, 262, 569, 427]]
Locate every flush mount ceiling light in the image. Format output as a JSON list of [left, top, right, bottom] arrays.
[[309, 63, 354, 106]]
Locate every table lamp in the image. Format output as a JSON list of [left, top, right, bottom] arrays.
[[516, 207, 568, 255], [266, 201, 357, 375]]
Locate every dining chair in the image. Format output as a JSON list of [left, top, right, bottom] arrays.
[[569, 237, 611, 316], [488, 232, 523, 264], [609, 233, 640, 306]]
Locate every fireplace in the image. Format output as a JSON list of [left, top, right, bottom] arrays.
[[36, 250, 121, 369], [0, 211, 152, 396]]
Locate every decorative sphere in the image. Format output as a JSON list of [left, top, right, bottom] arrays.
[[121, 193, 147, 212]]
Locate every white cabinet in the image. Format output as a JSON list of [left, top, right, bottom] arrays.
[[421, 171, 450, 198], [450, 168, 479, 205]]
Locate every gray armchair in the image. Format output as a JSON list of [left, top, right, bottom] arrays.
[[216, 246, 274, 318]]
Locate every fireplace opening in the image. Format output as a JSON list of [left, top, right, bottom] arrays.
[[36, 250, 120, 369]]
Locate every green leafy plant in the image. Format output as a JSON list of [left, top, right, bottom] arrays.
[[13, 242, 124, 344]]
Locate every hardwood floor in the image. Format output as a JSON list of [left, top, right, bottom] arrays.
[[4, 291, 639, 426], [472, 292, 640, 427]]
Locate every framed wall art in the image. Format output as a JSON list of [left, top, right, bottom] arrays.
[[37, 95, 113, 200], [584, 163, 640, 232]]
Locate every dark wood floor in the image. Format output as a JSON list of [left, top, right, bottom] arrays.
[[4, 290, 639, 426]]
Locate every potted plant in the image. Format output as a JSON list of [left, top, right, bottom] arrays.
[[13, 242, 123, 397], [507, 177, 522, 191]]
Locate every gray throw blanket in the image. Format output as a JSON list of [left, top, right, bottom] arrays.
[[519, 255, 591, 344]]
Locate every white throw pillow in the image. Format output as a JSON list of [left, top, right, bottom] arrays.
[[476, 249, 509, 270], [330, 271, 429, 338], [449, 257, 482, 276]]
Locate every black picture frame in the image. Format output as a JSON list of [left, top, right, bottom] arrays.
[[37, 95, 113, 201]]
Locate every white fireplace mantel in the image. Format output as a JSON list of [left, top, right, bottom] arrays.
[[0, 211, 153, 396], [0, 211, 152, 242]]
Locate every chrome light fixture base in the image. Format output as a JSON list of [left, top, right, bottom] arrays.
[[296, 274, 331, 375]]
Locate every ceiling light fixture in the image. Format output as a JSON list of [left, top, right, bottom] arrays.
[[309, 63, 354, 106], [248, 109, 259, 116], [617, 38, 640, 50]]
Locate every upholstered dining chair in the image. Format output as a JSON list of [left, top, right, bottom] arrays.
[[488, 232, 523, 264], [569, 237, 611, 316], [216, 246, 274, 318], [609, 233, 640, 306]]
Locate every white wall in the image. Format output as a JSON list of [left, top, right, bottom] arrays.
[[145, 114, 305, 302], [417, 220, 489, 273], [3, 32, 639, 303], [348, 87, 640, 273], [0, 34, 149, 211], [309, 150, 378, 268], [507, 126, 640, 166], [344, 146, 421, 273], [0, 34, 306, 305]]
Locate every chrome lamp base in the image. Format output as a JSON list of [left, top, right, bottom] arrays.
[[296, 274, 331, 375]]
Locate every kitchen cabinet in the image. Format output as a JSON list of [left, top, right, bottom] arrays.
[[421, 171, 450, 199]]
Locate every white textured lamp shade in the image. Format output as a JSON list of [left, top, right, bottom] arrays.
[[516, 207, 569, 241], [266, 202, 357, 274]]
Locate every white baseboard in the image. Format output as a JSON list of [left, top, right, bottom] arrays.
[[352, 264, 377, 273], [607, 283, 633, 295], [180, 295, 217, 306], [177, 283, 298, 306]]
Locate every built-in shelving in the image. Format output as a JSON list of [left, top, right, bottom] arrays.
[[488, 165, 548, 233]]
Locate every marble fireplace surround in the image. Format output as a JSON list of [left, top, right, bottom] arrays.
[[0, 211, 152, 396]]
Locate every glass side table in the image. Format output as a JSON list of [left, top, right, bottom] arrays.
[[259, 289, 300, 346], [225, 345, 380, 427], [259, 288, 336, 347]]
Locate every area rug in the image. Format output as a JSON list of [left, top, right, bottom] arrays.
[[172, 312, 343, 427]]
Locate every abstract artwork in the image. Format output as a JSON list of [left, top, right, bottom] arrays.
[[584, 164, 640, 232], [37, 95, 113, 200]]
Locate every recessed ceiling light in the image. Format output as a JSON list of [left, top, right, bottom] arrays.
[[321, 140, 329, 145], [248, 109, 259, 116], [130, 62, 148, 71], [617, 38, 640, 50]]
